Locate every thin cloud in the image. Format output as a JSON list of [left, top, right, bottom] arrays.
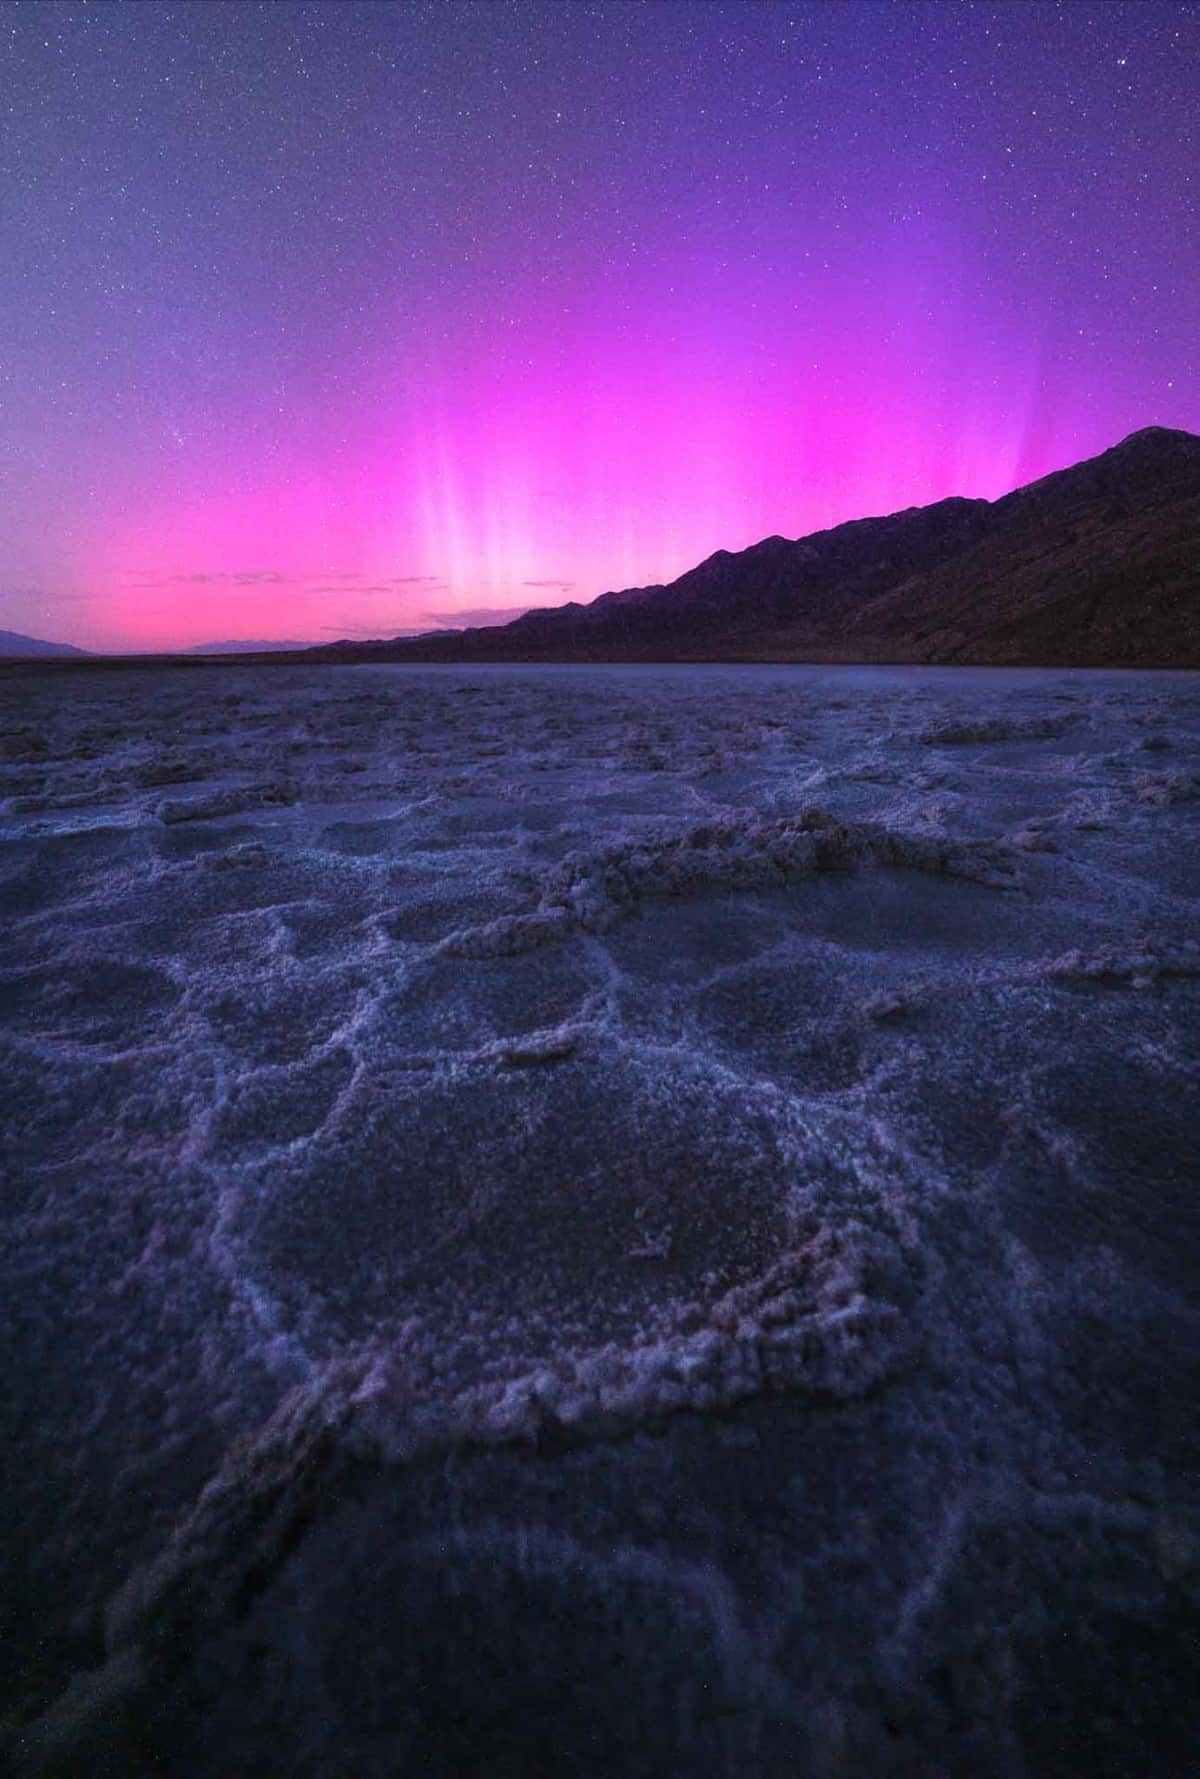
[[317, 622, 431, 638], [121, 569, 450, 593], [3, 589, 108, 603], [122, 569, 303, 589], [421, 604, 534, 629]]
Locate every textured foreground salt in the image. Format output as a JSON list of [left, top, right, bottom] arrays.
[[2, 663, 1198, 1777]]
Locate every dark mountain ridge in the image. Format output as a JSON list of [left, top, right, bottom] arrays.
[[307, 426, 1200, 668]]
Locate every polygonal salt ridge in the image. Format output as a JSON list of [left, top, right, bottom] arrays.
[[437, 808, 1023, 959], [195, 839, 272, 870], [472, 1018, 595, 1067], [1135, 768, 1200, 807], [45, 1222, 921, 1745], [155, 781, 300, 824], [1035, 939, 1200, 988], [917, 713, 1085, 746], [348, 1219, 919, 1456]]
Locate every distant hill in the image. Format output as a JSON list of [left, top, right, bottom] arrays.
[[303, 427, 1200, 669], [185, 640, 314, 655], [0, 628, 90, 658]]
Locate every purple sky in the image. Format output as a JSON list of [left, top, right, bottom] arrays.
[[2, 0, 1197, 650]]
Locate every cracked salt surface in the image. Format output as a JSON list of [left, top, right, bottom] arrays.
[[2, 662, 1198, 1777]]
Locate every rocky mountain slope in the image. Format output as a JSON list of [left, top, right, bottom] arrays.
[[310, 427, 1200, 668]]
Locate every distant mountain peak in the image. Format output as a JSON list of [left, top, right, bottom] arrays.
[[0, 627, 89, 658], [1116, 424, 1199, 447]]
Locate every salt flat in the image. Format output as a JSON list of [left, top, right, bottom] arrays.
[[2, 663, 1198, 1776]]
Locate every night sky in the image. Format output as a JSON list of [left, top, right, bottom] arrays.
[[3, 0, 1197, 651]]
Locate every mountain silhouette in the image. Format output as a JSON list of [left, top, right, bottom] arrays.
[[307, 427, 1200, 668], [0, 628, 90, 658]]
